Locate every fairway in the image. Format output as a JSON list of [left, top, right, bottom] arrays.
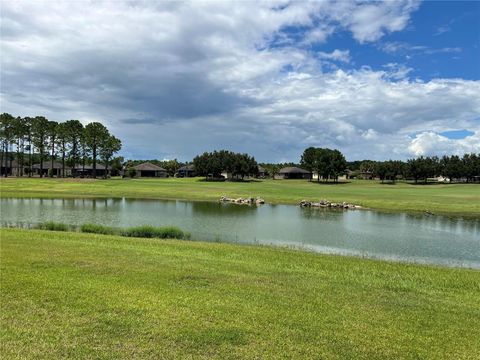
[[1, 177, 479, 216], [1, 228, 479, 359]]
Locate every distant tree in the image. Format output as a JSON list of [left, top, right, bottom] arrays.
[[110, 156, 124, 176], [300, 147, 317, 181], [64, 120, 84, 176], [84, 122, 109, 178], [99, 135, 122, 178], [0, 113, 16, 177], [329, 149, 347, 182], [31, 116, 50, 178], [462, 153, 479, 182], [24, 117, 34, 176], [56, 123, 69, 177], [376, 162, 389, 183], [407, 156, 436, 183], [441, 155, 463, 182], [359, 160, 376, 179], [193, 150, 257, 180], [12, 116, 28, 176], [47, 120, 59, 175], [307, 148, 346, 182]]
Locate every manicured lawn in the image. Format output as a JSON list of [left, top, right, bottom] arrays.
[[1, 228, 479, 359], [1, 177, 479, 216]]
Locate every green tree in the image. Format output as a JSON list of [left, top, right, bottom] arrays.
[[56, 123, 69, 177], [64, 120, 84, 177], [47, 121, 59, 176], [300, 147, 317, 181], [24, 117, 34, 177], [0, 113, 16, 177], [441, 155, 463, 182], [99, 135, 122, 178], [84, 122, 109, 178], [12, 116, 28, 176], [31, 116, 49, 178]]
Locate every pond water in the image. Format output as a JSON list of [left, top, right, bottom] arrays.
[[1, 197, 479, 268]]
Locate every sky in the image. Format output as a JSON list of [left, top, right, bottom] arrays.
[[1, 0, 479, 162]]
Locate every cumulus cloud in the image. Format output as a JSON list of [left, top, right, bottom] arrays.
[[1, 0, 478, 161], [408, 131, 480, 157]]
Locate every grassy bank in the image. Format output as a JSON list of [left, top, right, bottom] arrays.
[[1, 228, 479, 359], [1, 177, 479, 216]]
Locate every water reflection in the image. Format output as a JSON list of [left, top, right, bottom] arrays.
[[1, 197, 479, 268]]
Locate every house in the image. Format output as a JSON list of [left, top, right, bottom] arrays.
[[129, 162, 167, 178], [358, 171, 375, 180], [1, 159, 24, 176], [257, 165, 266, 178], [32, 161, 71, 177], [177, 164, 196, 177], [275, 166, 311, 180], [74, 163, 110, 177]]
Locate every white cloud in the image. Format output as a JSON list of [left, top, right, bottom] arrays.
[[1, 0, 478, 161], [408, 131, 480, 157], [318, 49, 351, 63]]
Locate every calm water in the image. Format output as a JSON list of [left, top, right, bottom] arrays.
[[1, 198, 479, 268]]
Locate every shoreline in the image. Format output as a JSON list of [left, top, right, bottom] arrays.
[[2, 225, 479, 270]]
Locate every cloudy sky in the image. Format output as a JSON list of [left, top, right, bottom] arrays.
[[1, 0, 479, 162]]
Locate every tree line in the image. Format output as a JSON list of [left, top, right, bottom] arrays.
[[0, 113, 122, 178], [193, 150, 258, 180], [367, 155, 480, 183]]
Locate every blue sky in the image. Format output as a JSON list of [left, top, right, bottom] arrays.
[[1, 0, 479, 161]]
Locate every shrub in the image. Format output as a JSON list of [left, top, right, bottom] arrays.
[[121, 225, 188, 239], [48, 168, 55, 178], [80, 223, 117, 235], [37, 221, 70, 231], [128, 168, 137, 178]]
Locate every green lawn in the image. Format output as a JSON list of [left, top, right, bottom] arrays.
[[1, 228, 479, 359], [1, 177, 479, 216]]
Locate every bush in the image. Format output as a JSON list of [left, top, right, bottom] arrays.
[[80, 223, 117, 235], [121, 225, 189, 239], [48, 168, 55, 178], [37, 221, 70, 231], [128, 168, 137, 178]]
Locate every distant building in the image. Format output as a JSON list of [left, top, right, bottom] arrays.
[[257, 165, 266, 178], [32, 161, 71, 177], [275, 166, 311, 180], [74, 163, 110, 177], [129, 162, 167, 178], [177, 164, 196, 177], [1, 159, 23, 176]]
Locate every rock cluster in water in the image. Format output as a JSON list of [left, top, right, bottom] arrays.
[[220, 196, 265, 205], [299, 199, 361, 209]]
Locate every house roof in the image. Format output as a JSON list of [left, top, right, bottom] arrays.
[[131, 162, 166, 171], [178, 164, 195, 171], [257, 165, 266, 173], [278, 166, 310, 174]]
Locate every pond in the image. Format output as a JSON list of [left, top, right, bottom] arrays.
[[1, 197, 479, 268]]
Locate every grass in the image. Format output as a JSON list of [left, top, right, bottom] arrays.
[[121, 225, 190, 239], [1, 177, 479, 216], [39, 222, 191, 240], [80, 223, 117, 235], [36, 221, 70, 231], [1, 228, 479, 359]]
